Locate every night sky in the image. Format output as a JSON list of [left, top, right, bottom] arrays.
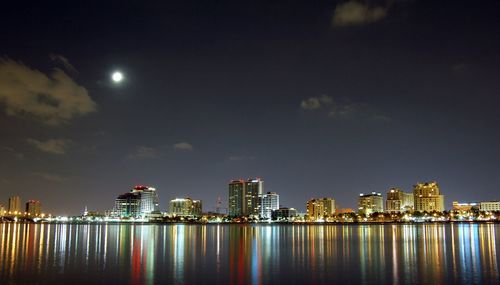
[[1, 0, 499, 215]]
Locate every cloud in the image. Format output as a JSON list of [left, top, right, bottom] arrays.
[[173, 142, 193, 151], [32, 172, 67, 182], [333, 1, 388, 27], [27, 138, 71, 154], [301, 96, 390, 122], [128, 146, 158, 159], [300, 95, 333, 110], [49, 54, 78, 74], [0, 57, 96, 125], [228, 155, 256, 161], [0, 146, 25, 159]]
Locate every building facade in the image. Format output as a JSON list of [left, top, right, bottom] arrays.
[[452, 201, 479, 212], [479, 201, 500, 211], [228, 178, 263, 217], [169, 198, 203, 217], [25, 200, 42, 216], [306, 197, 336, 221], [358, 192, 383, 215], [113, 185, 160, 218], [259, 192, 279, 219], [272, 207, 297, 221], [8, 196, 21, 213], [413, 182, 445, 212], [386, 188, 414, 213]]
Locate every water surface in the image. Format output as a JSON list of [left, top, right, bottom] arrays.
[[0, 223, 498, 284]]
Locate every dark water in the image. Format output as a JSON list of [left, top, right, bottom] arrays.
[[0, 223, 499, 284]]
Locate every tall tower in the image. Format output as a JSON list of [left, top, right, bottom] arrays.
[[8, 196, 21, 213], [228, 178, 264, 217]]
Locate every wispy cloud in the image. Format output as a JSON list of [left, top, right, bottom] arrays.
[[32, 172, 67, 182], [49, 54, 78, 74], [228, 155, 256, 161], [333, 1, 388, 27], [128, 146, 158, 159], [173, 142, 193, 151], [27, 138, 71, 155], [301, 95, 390, 122], [1, 146, 25, 159], [0, 57, 96, 125]]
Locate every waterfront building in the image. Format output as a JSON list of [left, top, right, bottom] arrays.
[[306, 197, 336, 221], [259, 192, 279, 219], [452, 201, 479, 212], [8, 196, 21, 213], [0, 205, 5, 216], [386, 188, 414, 213], [272, 207, 297, 221], [479, 201, 500, 211], [358, 192, 383, 215], [336, 208, 354, 214], [169, 198, 203, 217], [413, 182, 445, 212], [228, 178, 263, 217], [25, 200, 41, 216], [113, 185, 160, 218]]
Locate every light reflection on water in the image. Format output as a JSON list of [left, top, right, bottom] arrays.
[[0, 223, 498, 284]]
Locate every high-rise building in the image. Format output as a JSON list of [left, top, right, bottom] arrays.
[[306, 199, 325, 221], [358, 192, 383, 215], [259, 192, 279, 219], [8, 196, 21, 213], [386, 188, 414, 213], [0, 205, 5, 216], [306, 198, 336, 221], [413, 182, 445, 212], [25, 200, 42, 216], [169, 198, 203, 217], [479, 201, 500, 211], [228, 178, 263, 217], [113, 185, 160, 218]]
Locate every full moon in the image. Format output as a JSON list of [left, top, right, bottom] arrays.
[[111, 71, 123, 83]]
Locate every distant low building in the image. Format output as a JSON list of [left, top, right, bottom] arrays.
[[169, 198, 203, 217], [358, 192, 383, 215], [336, 208, 354, 214], [452, 201, 479, 212], [479, 201, 500, 211], [413, 182, 445, 212], [26, 200, 42, 216], [272, 207, 297, 221]]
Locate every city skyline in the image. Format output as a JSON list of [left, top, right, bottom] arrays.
[[1, 0, 500, 215]]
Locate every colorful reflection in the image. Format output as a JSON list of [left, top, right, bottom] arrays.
[[0, 223, 498, 284]]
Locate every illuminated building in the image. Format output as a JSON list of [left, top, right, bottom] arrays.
[[452, 201, 479, 211], [413, 182, 445, 212], [113, 185, 160, 218], [479, 201, 500, 211], [358, 192, 383, 215], [336, 208, 354, 214], [25, 200, 41, 216], [228, 178, 263, 217], [306, 198, 336, 221], [0, 205, 5, 216], [385, 188, 414, 213], [259, 192, 279, 219], [8, 196, 21, 213], [169, 198, 203, 217], [272, 207, 297, 221]]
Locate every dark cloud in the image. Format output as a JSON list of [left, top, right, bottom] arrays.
[[228, 155, 256, 161], [1, 146, 25, 159], [333, 1, 388, 27], [32, 172, 67, 182], [26, 138, 72, 155], [49, 54, 78, 74], [0, 57, 96, 125]]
